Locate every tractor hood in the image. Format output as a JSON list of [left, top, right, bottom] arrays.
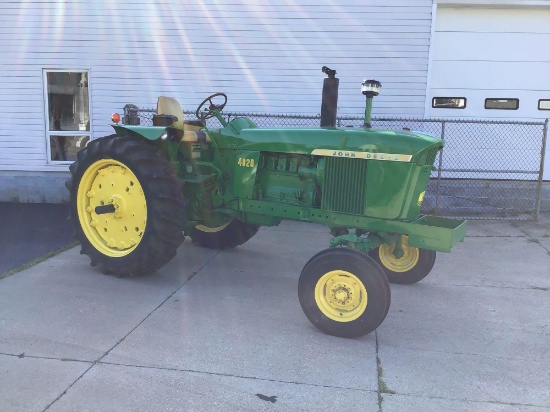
[[220, 127, 443, 164]]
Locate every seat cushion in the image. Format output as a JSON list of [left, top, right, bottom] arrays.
[[157, 96, 184, 129]]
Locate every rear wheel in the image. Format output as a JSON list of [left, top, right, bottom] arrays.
[[67, 134, 186, 276], [190, 215, 258, 249], [369, 235, 436, 284], [298, 248, 390, 338]]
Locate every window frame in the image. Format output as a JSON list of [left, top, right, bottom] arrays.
[[431, 97, 467, 109], [538, 99, 550, 111], [484, 98, 519, 111], [43, 69, 92, 165]]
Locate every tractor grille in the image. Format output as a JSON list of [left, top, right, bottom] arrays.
[[321, 157, 367, 215]]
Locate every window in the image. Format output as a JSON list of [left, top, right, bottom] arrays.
[[485, 98, 519, 110], [44, 70, 91, 162], [538, 99, 550, 111], [432, 97, 466, 109]]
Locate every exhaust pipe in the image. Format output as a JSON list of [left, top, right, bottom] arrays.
[[320, 66, 339, 127]]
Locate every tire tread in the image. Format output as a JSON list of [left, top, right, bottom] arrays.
[[67, 134, 186, 277]]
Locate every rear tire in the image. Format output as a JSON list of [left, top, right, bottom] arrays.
[[369, 235, 436, 284], [190, 218, 258, 249], [298, 248, 391, 338], [67, 134, 186, 276]]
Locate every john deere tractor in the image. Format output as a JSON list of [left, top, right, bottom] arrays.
[[67, 77, 466, 338]]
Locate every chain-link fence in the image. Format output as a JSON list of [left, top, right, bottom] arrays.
[[124, 106, 548, 220]]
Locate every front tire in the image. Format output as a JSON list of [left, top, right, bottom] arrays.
[[369, 235, 436, 284], [67, 135, 186, 276], [298, 248, 391, 338]]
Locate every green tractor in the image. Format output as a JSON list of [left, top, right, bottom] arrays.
[[67, 78, 466, 338]]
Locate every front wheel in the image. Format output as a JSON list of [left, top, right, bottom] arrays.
[[369, 235, 436, 284], [298, 248, 391, 338], [67, 135, 186, 276]]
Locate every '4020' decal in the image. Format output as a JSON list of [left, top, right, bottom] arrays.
[[237, 158, 255, 168]]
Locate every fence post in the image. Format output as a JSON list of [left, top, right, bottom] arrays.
[[535, 119, 548, 219], [435, 121, 445, 215]]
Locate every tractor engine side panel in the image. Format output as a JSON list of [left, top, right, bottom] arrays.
[[365, 161, 432, 219]]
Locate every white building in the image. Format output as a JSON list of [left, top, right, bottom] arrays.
[[0, 0, 549, 204]]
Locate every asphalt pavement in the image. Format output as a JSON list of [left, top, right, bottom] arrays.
[[0, 210, 549, 411], [0, 203, 74, 275]]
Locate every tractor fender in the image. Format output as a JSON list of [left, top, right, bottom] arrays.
[[112, 125, 167, 141]]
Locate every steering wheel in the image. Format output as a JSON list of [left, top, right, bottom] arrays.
[[195, 93, 228, 122]]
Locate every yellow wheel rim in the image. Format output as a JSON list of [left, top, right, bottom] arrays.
[[77, 159, 147, 257], [378, 236, 419, 273], [195, 221, 231, 233], [314, 270, 368, 322]]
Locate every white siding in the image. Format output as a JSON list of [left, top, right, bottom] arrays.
[[0, 0, 433, 172]]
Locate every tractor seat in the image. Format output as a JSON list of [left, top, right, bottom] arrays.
[[156, 96, 203, 132]]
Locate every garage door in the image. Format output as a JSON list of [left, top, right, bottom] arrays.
[[426, 6, 550, 182], [427, 7, 550, 120]]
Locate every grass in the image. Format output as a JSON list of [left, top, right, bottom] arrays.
[[0, 241, 79, 280], [377, 362, 396, 395], [376, 334, 396, 411]]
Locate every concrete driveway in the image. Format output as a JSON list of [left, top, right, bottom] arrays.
[[0, 217, 549, 411]]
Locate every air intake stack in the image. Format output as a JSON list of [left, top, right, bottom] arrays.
[[361, 79, 382, 128]]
